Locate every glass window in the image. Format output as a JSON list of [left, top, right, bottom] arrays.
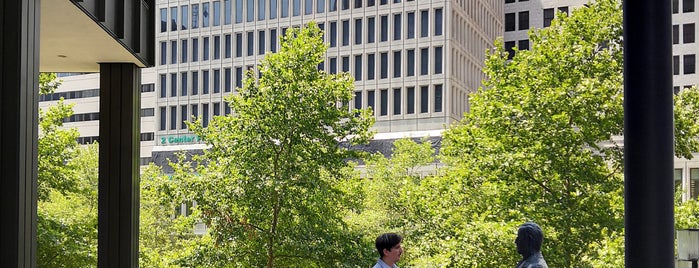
[[420, 48, 428, 75], [225, 103, 231, 115], [420, 85, 428, 113], [355, 18, 362, 44], [407, 87, 415, 114], [434, 84, 442, 112], [192, 104, 199, 123], [247, 31, 254, 56], [192, 71, 199, 95], [367, 53, 375, 80], [329, 0, 337, 11], [435, 8, 443, 35], [171, 40, 177, 64], [330, 21, 337, 47], [367, 90, 375, 114], [224, 0, 232, 24], [393, 13, 401, 40], [355, 55, 362, 81], [329, 57, 337, 74], [214, 35, 221, 59], [160, 74, 167, 98], [368, 17, 375, 43], [318, 0, 325, 13], [393, 51, 401, 77], [342, 56, 350, 72], [380, 15, 388, 42], [182, 5, 189, 30], [407, 12, 415, 39], [181, 105, 188, 129], [305, 0, 313, 14], [684, 23, 695, 43], [281, 0, 289, 17], [236, 33, 243, 57], [213, 1, 221, 26], [293, 0, 301, 16], [342, 0, 349, 9], [674, 25, 680, 44], [420, 10, 428, 37], [225, 34, 231, 58], [407, 49, 415, 76], [543, 8, 554, 27], [393, 88, 401, 115], [268, 29, 277, 53], [558, 7, 568, 15], [170, 73, 177, 97], [674, 55, 680, 75], [434, 46, 442, 74], [380, 89, 388, 116], [192, 4, 199, 28], [202, 37, 210, 60], [342, 20, 350, 46], [380, 0, 387, 4], [368, 0, 375, 6], [259, 0, 266, 20], [236, 0, 243, 23], [674, 0, 680, 13], [171, 7, 178, 31], [182, 39, 188, 63], [181, 72, 188, 96], [203, 70, 210, 94], [214, 69, 221, 93], [354, 91, 362, 110], [214, 102, 221, 116], [235, 67, 243, 88], [160, 8, 167, 32], [684, 0, 694, 12], [160, 42, 167, 65], [203, 104, 210, 127], [224, 68, 231, 92], [518, 11, 529, 30], [192, 38, 199, 62], [259, 30, 266, 54], [247, 0, 254, 22], [380, 52, 388, 79], [203, 2, 210, 27], [505, 13, 515, 31], [505, 41, 515, 60], [160, 107, 166, 130], [270, 0, 277, 19], [685, 54, 696, 74]]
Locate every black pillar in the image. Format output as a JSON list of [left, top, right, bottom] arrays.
[[624, 0, 674, 267], [98, 63, 141, 268], [0, 0, 40, 267]]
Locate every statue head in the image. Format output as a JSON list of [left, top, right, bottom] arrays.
[[515, 222, 544, 257]]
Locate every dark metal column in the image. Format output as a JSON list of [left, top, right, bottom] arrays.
[[98, 63, 141, 268], [624, 0, 674, 267], [0, 0, 40, 267]]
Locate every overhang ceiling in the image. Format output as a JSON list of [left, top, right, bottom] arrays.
[[40, 0, 147, 72]]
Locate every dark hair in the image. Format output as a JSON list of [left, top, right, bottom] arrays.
[[519, 222, 544, 252], [375, 233, 403, 257]]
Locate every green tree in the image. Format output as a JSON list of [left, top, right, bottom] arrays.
[[157, 23, 375, 267], [440, 1, 625, 266]]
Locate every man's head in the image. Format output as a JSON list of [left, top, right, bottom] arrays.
[[515, 222, 544, 257], [375, 233, 403, 263]]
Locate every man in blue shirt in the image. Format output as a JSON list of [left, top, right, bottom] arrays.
[[373, 233, 403, 268]]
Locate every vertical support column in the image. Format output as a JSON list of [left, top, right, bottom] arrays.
[[98, 63, 141, 268], [624, 0, 674, 267], [0, 0, 40, 267]]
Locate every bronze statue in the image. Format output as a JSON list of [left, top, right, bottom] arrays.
[[515, 222, 548, 268]]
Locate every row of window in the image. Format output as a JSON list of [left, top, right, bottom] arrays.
[[159, 102, 228, 131], [673, 54, 696, 75], [159, 47, 443, 98], [673, 23, 695, 44], [504, 40, 529, 60], [63, 108, 155, 123], [505, 0, 529, 3], [674, 85, 698, 95], [39, 84, 155, 102], [353, 84, 443, 116], [504, 7, 569, 32], [76, 133, 155, 144], [672, 0, 695, 13], [159, 9, 444, 66], [160, 0, 418, 33]]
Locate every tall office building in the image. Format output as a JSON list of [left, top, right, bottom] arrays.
[[504, 0, 699, 201]]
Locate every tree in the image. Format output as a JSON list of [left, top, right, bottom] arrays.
[[156, 23, 375, 267], [440, 1, 625, 266]]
